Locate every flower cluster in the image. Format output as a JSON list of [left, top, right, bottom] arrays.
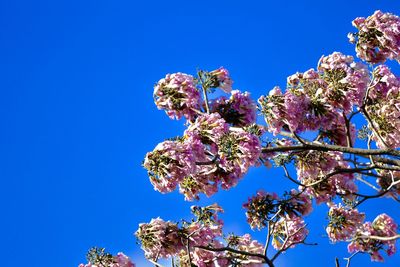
[[364, 65, 400, 149], [211, 90, 257, 127], [135, 218, 183, 260], [79, 249, 135, 267], [144, 112, 262, 200], [243, 191, 280, 229], [326, 204, 365, 242], [349, 10, 400, 64], [208, 67, 233, 93], [147, 68, 263, 200], [136, 205, 264, 266], [243, 190, 312, 230], [295, 151, 357, 203], [376, 169, 400, 198], [271, 215, 309, 250], [258, 52, 368, 140], [143, 139, 195, 193], [154, 73, 201, 121], [225, 234, 264, 266], [348, 214, 398, 261]]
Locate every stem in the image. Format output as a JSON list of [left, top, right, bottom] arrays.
[[343, 112, 353, 148], [202, 86, 210, 114], [197, 70, 210, 114]]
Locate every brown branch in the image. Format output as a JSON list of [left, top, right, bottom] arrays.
[[262, 143, 400, 157], [354, 234, 400, 241], [343, 112, 353, 148], [194, 245, 274, 267]]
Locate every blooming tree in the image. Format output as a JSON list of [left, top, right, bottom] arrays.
[[80, 10, 400, 267]]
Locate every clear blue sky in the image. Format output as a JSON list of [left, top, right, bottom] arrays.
[[1, 1, 400, 266]]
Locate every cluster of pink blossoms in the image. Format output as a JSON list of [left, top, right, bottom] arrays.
[[143, 112, 261, 200], [211, 90, 257, 127], [348, 214, 398, 261], [79, 252, 135, 267], [208, 67, 233, 93], [141, 13, 400, 264], [295, 151, 357, 203], [243, 190, 311, 251], [153, 67, 234, 122], [146, 68, 263, 200], [326, 204, 365, 242], [243, 190, 312, 230], [365, 65, 400, 148], [349, 10, 400, 64], [143, 140, 196, 193], [135, 205, 264, 266], [376, 169, 400, 198], [154, 73, 201, 121], [135, 218, 184, 259], [259, 52, 367, 140], [271, 215, 309, 250]]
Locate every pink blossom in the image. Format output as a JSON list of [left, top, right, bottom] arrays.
[[243, 190, 280, 229], [185, 113, 229, 144], [135, 218, 184, 260], [209, 67, 233, 93], [348, 213, 398, 262], [350, 10, 400, 64], [326, 204, 365, 242], [317, 52, 369, 111], [364, 65, 400, 148], [272, 216, 309, 250], [217, 128, 262, 179], [143, 140, 196, 193], [79, 252, 135, 267], [211, 90, 257, 127], [154, 72, 201, 121], [225, 234, 264, 266], [296, 151, 357, 204]]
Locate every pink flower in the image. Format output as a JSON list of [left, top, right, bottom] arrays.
[[350, 10, 400, 64], [211, 90, 257, 127], [364, 65, 400, 149], [296, 151, 357, 204], [135, 218, 184, 260], [79, 252, 135, 267], [154, 72, 201, 121], [185, 113, 229, 144], [143, 140, 196, 193], [243, 190, 280, 229], [209, 67, 233, 93], [326, 204, 365, 242], [272, 216, 309, 250], [348, 213, 398, 262]]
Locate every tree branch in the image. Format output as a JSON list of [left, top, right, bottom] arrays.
[[194, 245, 275, 267]]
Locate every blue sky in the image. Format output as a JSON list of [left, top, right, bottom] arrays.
[[1, 1, 400, 266]]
